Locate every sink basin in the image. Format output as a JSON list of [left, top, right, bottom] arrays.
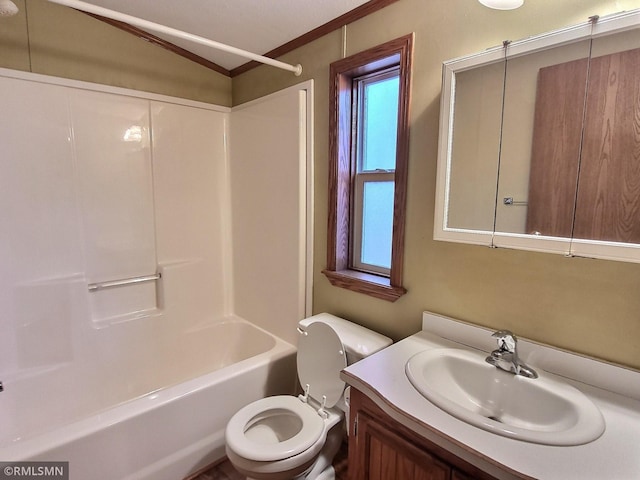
[[405, 348, 605, 445]]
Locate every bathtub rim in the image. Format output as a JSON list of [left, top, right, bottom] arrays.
[[0, 316, 296, 461]]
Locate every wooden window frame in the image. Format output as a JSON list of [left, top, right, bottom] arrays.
[[323, 34, 413, 302]]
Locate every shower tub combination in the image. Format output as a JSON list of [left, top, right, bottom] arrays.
[[0, 65, 310, 480], [0, 318, 297, 480]]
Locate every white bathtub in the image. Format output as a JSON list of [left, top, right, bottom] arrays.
[[0, 317, 297, 480]]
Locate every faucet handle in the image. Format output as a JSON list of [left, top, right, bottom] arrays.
[[491, 330, 517, 353]]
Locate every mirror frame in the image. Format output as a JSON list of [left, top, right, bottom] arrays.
[[435, 9, 640, 263]]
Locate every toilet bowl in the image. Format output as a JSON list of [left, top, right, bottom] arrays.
[[226, 396, 343, 479], [225, 314, 392, 480]]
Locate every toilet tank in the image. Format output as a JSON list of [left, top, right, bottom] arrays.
[[298, 313, 392, 365]]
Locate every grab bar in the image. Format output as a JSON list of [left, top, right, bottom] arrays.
[[88, 273, 161, 292]]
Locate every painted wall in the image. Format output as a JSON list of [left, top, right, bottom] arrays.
[[0, 0, 231, 105], [232, 0, 640, 370]]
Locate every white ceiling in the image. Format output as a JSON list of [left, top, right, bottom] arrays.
[[76, 0, 371, 72]]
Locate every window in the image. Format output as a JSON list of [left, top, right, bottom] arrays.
[[352, 70, 399, 276], [323, 34, 413, 302]]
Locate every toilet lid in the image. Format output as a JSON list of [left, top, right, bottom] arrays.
[[297, 321, 347, 408]]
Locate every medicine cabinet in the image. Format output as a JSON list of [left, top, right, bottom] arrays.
[[435, 9, 640, 263]]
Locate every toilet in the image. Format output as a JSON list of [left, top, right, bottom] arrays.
[[225, 313, 392, 480]]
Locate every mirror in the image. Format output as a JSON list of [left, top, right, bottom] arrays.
[[435, 10, 640, 262]]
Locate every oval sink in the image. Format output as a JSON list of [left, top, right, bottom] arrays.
[[405, 348, 605, 445]]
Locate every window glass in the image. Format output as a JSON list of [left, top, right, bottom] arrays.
[[360, 75, 400, 172], [361, 181, 394, 269]]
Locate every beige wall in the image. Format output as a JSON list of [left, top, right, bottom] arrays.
[[233, 0, 640, 370], [0, 0, 231, 105]]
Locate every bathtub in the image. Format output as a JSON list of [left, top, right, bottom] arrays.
[[0, 317, 297, 480]]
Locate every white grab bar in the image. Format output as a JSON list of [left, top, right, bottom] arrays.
[[88, 273, 161, 292]]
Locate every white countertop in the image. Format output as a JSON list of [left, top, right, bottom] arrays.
[[341, 312, 640, 480]]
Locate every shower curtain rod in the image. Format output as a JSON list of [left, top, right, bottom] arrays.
[[47, 0, 303, 76]]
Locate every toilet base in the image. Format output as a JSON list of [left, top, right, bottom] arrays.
[[313, 465, 335, 480], [236, 423, 344, 480], [246, 465, 335, 480], [301, 423, 343, 479]]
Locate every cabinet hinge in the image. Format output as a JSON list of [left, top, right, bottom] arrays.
[[353, 414, 358, 436]]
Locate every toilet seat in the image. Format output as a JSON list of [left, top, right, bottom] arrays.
[[225, 395, 326, 462]]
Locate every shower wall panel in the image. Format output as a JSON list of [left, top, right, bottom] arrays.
[[229, 88, 309, 345], [151, 101, 229, 324], [0, 76, 83, 375], [0, 71, 229, 409], [70, 90, 158, 324]]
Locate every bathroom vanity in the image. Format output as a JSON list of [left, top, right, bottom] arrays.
[[341, 312, 640, 480], [348, 388, 498, 479]]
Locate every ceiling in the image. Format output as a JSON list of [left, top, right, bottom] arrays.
[[72, 0, 372, 72]]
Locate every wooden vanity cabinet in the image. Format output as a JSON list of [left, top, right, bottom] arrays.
[[348, 388, 497, 480]]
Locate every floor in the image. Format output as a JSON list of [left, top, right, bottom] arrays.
[[188, 441, 349, 480]]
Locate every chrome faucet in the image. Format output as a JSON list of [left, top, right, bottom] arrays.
[[485, 330, 538, 379]]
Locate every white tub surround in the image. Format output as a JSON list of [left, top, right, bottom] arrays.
[[341, 312, 640, 480], [0, 67, 313, 479], [228, 86, 314, 345]]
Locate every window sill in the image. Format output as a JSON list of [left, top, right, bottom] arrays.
[[322, 269, 407, 302]]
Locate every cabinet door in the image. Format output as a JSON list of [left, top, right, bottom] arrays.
[[452, 469, 476, 480], [354, 412, 450, 480]]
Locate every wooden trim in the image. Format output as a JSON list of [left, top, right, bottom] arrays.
[[390, 34, 412, 287], [230, 0, 402, 77], [324, 33, 413, 301], [82, 0, 401, 78], [322, 269, 407, 302], [326, 70, 354, 271], [81, 12, 231, 77]]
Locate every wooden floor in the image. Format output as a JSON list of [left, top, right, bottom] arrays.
[[188, 441, 349, 480]]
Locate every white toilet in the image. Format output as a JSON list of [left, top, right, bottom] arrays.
[[225, 313, 392, 480]]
